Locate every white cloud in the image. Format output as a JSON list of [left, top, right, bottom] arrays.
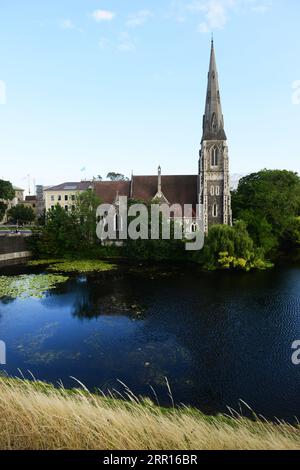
[[58, 19, 84, 33], [92, 10, 115, 22], [126, 10, 153, 27], [0, 80, 6, 105], [59, 19, 75, 30], [187, 0, 237, 32], [118, 32, 136, 52], [170, 0, 271, 33], [292, 80, 300, 106], [246, 0, 272, 13]]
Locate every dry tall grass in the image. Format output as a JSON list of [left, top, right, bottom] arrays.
[[0, 376, 299, 450]]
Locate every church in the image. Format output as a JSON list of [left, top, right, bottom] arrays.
[[94, 40, 232, 234]]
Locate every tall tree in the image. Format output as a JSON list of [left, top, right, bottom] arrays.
[[0, 180, 15, 221], [7, 204, 35, 225], [232, 170, 300, 254], [75, 189, 101, 244]]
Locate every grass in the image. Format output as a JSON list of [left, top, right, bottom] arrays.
[[0, 376, 299, 450]]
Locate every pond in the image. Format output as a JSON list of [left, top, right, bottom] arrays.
[[0, 263, 300, 421]]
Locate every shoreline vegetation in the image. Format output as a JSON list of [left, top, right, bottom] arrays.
[[25, 170, 300, 272], [0, 376, 299, 450]]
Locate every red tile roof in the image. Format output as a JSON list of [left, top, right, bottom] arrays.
[[94, 175, 198, 216], [94, 181, 131, 203], [132, 175, 198, 208]]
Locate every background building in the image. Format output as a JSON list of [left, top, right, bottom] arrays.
[[44, 181, 93, 212]]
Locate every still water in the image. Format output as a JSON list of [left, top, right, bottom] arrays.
[[1, 264, 300, 421]]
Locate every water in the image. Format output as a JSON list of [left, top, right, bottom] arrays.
[[0, 263, 300, 421]]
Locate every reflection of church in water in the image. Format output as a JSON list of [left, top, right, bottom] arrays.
[[94, 40, 232, 234]]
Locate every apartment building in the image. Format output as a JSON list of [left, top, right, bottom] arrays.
[[43, 181, 93, 212]]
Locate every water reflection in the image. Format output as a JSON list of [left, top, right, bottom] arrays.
[[0, 265, 300, 420]]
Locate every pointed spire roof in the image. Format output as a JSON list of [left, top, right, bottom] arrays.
[[202, 40, 227, 141]]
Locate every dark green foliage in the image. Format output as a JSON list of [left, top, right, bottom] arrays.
[[7, 204, 35, 225], [123, 199, 185, 261], [106, 172, 129, 181], [124, 237, 185, 262], [195, 221, 269, 271], [0, 180, 15, 220], [232, 170, 300, 257], [280, 217, 300, 261], [75, 189, 101, 245], [0, 180, 15, 201], [29, 190, 102, 258], [29, 206, 81, 257], [0, 202, 7, 221]]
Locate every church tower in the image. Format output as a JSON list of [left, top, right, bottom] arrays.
[[199, 40, 232, 233]]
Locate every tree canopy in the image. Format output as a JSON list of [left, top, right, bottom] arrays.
[[231, 170, 300, 255], [106, 172, 129, 182], [0, 180, 15, 201], [7, 204, 35, 225], [30, 190, 101, 257], [0, 180, 15, 220], [195, 221, 269, 271]]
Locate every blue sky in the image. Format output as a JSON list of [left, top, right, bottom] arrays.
[[0, 0, 299, 192]]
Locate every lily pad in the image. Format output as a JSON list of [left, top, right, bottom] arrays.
[[0, 274, 69, 299], [47, 260, 117, 273]]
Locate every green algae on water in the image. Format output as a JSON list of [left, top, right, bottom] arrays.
[[0, 274, 69, 300], [47, 260, 117, 273]]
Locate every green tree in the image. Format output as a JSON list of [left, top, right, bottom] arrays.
[[106, 172, 129, 181], [280, 216, 300, 260], [232, 170, 300, 255], [123, 199, 185, 261], [75, 189, 101, 244], [0, 180, 15, 200], [0, 202, 7, 221], [30, 190, 102, 258], [31, 205, 80, 257], [0, 179, 15, 220], [196, 221, 268, 271], [7, 204, 35, 225]]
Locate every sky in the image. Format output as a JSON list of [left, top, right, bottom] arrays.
[[0, 0, 299, 193]]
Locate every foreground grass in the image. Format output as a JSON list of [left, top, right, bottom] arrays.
[[0, 377, 300, 450]]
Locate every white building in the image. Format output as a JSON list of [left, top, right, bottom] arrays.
[[43, 181, 93, 212]]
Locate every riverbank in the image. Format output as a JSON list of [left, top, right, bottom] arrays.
[[0, 376, 299, 450]]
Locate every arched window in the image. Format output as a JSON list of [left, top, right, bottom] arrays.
[[211, 147, 218, 167], [212, 204, 218, 218], [210, 186, 215, 196], [216, 186, 220, 196]]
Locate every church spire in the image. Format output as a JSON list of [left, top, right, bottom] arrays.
[[202, 40, 226, 141]]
